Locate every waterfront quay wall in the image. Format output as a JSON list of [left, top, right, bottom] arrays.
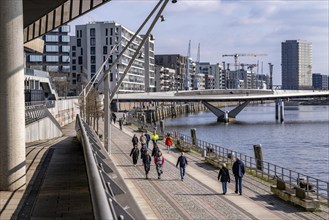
[[26, 99, 79, 143]]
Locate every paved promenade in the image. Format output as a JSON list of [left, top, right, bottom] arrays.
[[106, 121, 329, 220], [1, 120, 328, 219]]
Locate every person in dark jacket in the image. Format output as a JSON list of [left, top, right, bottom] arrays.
[[144, 132, 151, 150], [132, 134, 139, 147], [143, 151, 152, 179], [218, 163, 230, 195], [140, 144, 147, 163], [130, 145, 139, 166], [151, 143, 160, 157], [232, 157, 245, 195], [176, 152, 188, 181]]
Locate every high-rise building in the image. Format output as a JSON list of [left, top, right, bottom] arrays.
[[71, 21, 154, 95], [281, 40, 312, 90]]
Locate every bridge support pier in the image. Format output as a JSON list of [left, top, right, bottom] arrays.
[[275, 100, 279, 121], [0, 0, 26, 191], [275, 99, 285, 123], [280, 100, 285, 123]]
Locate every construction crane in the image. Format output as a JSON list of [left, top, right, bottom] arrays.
[[222, 53, 267, 71]]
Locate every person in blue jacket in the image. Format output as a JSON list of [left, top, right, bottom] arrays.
[[232, 157, 245, 195]]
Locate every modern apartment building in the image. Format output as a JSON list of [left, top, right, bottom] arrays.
[[71, 21, 154, 95], [155, 54, 188, 91], [154, 66, 175, 92], [25, 25, 71, 96], [282, 40, 312, 90]]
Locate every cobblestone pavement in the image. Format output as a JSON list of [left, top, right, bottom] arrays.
[[106, 122, 329, 220]]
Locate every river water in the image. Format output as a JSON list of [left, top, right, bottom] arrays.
[[163, 104, 329, 182]]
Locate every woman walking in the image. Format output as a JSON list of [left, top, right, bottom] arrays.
[[143, 151, 152, 179], [154, 151, 164, 179], [132, 134, 139, 147], [165, 133, 173, 153], [130, 144, 139, 166], [218, 163, 230, 195]]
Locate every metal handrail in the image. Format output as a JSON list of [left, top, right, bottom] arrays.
[[76, 114, 115, 219]]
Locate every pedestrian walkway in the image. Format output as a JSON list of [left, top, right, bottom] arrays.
[[106, 121, 329, 220], [0, 122, 93, 220]]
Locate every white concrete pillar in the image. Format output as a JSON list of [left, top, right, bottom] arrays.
[[0, 0, 26, 191]]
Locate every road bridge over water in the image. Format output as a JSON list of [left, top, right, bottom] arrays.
[[115, 89, 329, 122]]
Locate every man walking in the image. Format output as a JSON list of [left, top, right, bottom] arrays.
[[176, 152, 188, 181], [232, 157, 245, 195]]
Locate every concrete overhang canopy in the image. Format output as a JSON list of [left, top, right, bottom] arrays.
[[23, 0, 111, 43]]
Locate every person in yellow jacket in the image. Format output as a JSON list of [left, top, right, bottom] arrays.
[[150, 131, 159, 148]]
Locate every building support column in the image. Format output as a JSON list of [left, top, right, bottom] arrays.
[[0, 0, 26, 191]]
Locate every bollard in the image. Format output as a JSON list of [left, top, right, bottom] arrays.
[[190, 128, 197, 146], [253, 144, 263, 171], [159, 120, 164, 134]]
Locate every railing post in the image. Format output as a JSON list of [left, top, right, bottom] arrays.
[[316, 180, 319, 200], [306, 176, 309, 197], [268, 163, 270, 181], [289, 170, 291, 188], [281, 167, 284, 181]]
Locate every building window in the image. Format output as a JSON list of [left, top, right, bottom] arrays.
[[61, 45, 70, 52], [61, 35, 70, 42], [45, 45, 59, 52], [45, 35, 58, 42], [91, 56, 96, 64], [72, 65, 76, 71], [29, 55, 43, 62], [90, 28, 95, 37], [77, 39, 81, 47], [90, 38, 96, 46], [110, 28, 113, 35], [61, 56, 70, 62], [62, 65, 70, 72], [46, 65, 59, 72], [91, 65, 96, 73], [72, 59, 76, 64], [81, 48, 83, 55], [105, 28, 108, 36], [103, 46, 107, 55], [78, 56, 82, 64], [72, 46, 76, 51], [46, 55, 59, 62], [90, 47, 95, 55], [72, 52, 76, 57], [106, 38, 108, 45], [72, 79, 76, 84], [61, 25, 70, 32], [110, 37, 112, 45], [72, 72, 76, 78]]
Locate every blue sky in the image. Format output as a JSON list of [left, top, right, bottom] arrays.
[[69, 0, 329, 85]]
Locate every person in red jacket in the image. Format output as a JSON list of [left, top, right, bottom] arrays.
[[154, 151, 164, 179], [165, 133, 173, 153]]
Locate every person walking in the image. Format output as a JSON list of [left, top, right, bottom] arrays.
[[143, 151, 152, 179], [154, 151, 164, 179], [129, 145, 139, 166], [176, 152, 188, 181], [232, 157, 245, 195], [144, 132, 151, 150], [132, 134, 139, 147], [218, 163, 230, 195], [112, 112, 117, 124], [140, 133, 146, 147], [151, 131, 159, 148], [165, 133, 173, 153], [151, 143, 160, 158], [140, 144, 147, 164]]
